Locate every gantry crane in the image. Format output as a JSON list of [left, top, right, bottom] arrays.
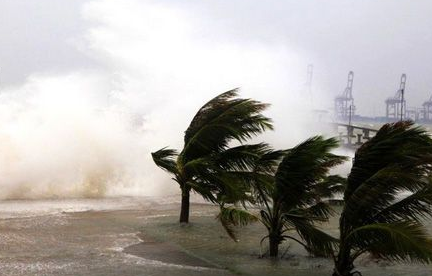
[[334, 71, 355, 120], [385, 74, 406, 120], [422, 94, 432, 122]]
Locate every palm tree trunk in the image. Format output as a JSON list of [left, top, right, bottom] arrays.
[[269, 235, 279, 257], [333, 250, 354, 276], [179, 186, 190, 223]]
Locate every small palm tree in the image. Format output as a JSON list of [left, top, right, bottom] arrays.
[[218, 136, 346, 257], [151, 89, 273, 223], [333, 121, 432, 276]]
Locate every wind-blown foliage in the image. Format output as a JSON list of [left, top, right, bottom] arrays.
[[217, 136, 346, 257], [333, 121, 432, 276], [151, 89, 273, 223]]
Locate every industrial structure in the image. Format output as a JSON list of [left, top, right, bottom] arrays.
[[422, 95, 432, 122], [406, 107, 420, 121], [329, 70, 432, 147], [385, 74, 406, 120], [333, 122, 378, 149], [334, 71, 355, 121]]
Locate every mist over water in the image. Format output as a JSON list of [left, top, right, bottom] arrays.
[[0, 72, 147, 198], [0, 0, 334, 199]]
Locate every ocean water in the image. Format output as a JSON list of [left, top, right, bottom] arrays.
[[0, 197, 431, 276]]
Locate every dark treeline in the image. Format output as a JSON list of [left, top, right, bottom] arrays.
[[152, 89, 432, 276]]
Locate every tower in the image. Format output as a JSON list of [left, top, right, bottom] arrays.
[[334, 71, 355, 121], [385, 74, 406, 121]]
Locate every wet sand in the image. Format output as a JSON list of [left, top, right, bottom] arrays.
[[0, 197, 233, 276], [123, 233, 219, 268], [0, 197, 431, 276]]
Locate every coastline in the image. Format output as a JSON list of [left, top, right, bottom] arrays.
[[0, 198, 430, 276], [123, 232, 222, 269], [0, 197, 236, 276]]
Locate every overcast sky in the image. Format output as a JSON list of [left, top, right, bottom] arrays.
[[1, 0, 432, 116]]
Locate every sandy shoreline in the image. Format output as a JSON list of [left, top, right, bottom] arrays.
[[0, 198, 431, 276], [0, 198, 235, 276], [123, 232, 222, 269]]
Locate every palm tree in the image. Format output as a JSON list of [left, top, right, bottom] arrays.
[[218, 136, 346, 257], [151, 89, 273, 223], [333, 121, 432, 276]]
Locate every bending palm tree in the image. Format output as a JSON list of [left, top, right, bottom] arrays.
[[151, 89, 272, 223], [333, 121, 432, 276], [218, 136, 346, 257]]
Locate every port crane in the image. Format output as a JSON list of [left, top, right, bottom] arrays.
[[334, 71, 355, 120], [385, 74, 406, 120]]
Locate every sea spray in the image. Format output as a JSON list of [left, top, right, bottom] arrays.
[[0, 72, 159, 199], [0, 0, 336, 199]]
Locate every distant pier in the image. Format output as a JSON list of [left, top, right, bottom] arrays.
[[332, 123, 378, 149]]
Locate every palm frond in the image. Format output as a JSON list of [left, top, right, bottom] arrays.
[[216, 206, 258, 241], [347, 222, 432, 263], [182, 89, 273, 162], [212, 143, 273, 172], [369, 183, 432, 223], [274, 136, 346, 210], [213, 172, 256, 204], [183, 144, 280, 206], [343, 166, 429, 226], [187, 179, 218, 203], [302, 201, 335, 221], [284, 216, 338, 257], [252, 148, 287, 174], [184, 89, 239, 144], [245, 148, 286, 208], [314, 175, 346, 198], [344, 121, 432, 203], [151, 147, 179, 175]]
